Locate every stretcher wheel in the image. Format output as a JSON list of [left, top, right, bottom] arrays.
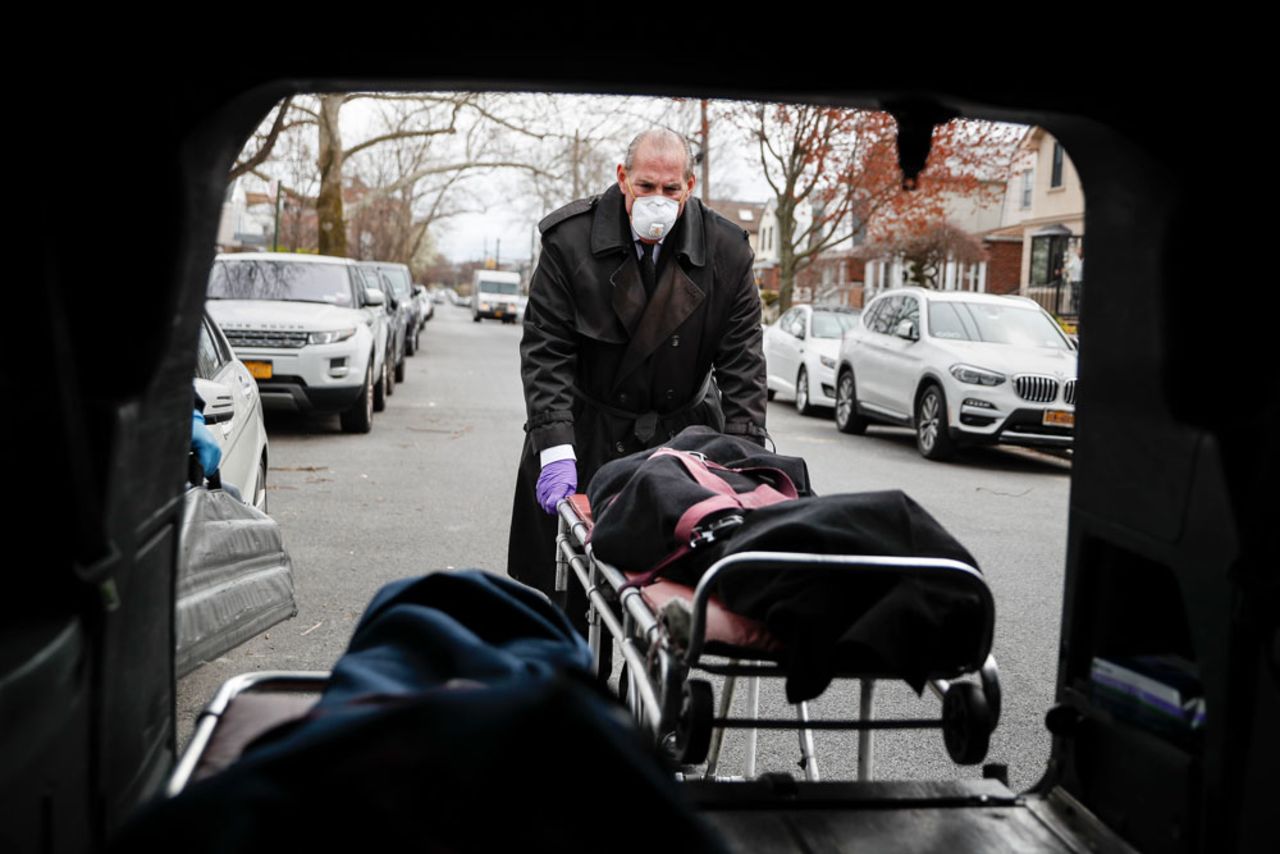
[[674, 680, 714, 765], [942, 682, 992, 765]]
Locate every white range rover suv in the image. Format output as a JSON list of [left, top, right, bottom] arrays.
[[206, 253, 387, 433], [834, 287, 1078, 460]]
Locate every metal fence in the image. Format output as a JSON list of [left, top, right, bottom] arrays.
[[1026, 279, 1081, 319]]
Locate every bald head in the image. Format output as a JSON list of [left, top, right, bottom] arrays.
[[624, 129, 694, 182]]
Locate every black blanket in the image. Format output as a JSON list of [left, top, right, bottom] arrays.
[[587, 428, 990, 701], [115, 571, 727, 854]]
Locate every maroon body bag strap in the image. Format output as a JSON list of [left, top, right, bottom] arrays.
[[621, 448, 798, 588]]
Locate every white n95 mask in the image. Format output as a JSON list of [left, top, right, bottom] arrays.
[[630, 194, 680, 240]]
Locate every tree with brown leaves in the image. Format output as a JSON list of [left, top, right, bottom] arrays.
[[743, 104, 1016, 309]]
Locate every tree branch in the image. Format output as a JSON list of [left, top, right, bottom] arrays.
[[344, 125, 459, 160], [229, 97, 294, 181], [246, 168, 318, 206], [457, 98, 551, 141], [347, 161, 556, 216]]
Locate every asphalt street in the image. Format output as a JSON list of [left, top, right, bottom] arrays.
[[178, 303, 1072, 792]]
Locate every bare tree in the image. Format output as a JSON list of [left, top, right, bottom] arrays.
[[230, 92, 740, 267], [343, 95, 549, 272], [497, 94, 706, 221]]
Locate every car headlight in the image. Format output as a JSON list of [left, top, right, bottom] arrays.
[[819, 355, 836, 369], [309, 327, 357, 345], [949, 364, 1006, 386], [481, 302, 490, 311]]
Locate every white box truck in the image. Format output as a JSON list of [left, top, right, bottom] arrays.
[[471, 270, 525, 324]]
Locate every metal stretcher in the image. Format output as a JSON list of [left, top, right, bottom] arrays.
[[554, 494, 1002, 781], [164, 523, 1124, 853]]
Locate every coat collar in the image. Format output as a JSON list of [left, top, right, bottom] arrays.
[[590, 183, 707, 268]]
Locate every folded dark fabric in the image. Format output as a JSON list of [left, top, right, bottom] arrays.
[[115, 570, 727, 854]]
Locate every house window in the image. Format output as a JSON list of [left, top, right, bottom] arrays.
[[1051, 142, 1064, 188], [1020, 170, 1033, 208]]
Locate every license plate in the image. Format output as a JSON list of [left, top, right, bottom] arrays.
[[245, 360, 273, 380], [1043, 410, 1074, 427]]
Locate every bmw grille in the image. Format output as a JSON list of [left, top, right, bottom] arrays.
[[1014, 375, 1060, 403]]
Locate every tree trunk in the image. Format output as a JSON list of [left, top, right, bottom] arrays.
[[316, 95, 347, 257], [775, 200, 798, 311]]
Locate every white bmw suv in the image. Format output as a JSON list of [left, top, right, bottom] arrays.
[[834, 287, 1078, 460], [207, 253, 388, 433]]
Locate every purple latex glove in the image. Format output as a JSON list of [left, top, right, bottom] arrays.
[[536, 459, 577, 514]]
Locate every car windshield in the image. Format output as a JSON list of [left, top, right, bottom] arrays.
[[811, 311, 858, 339], [929, 301, 1071, 349], [479, 280, 520, 295], [380, 267, 412, 298], [208, 260, 353, 306]]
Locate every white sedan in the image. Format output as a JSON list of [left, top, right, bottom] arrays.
[[179, 311, 295, 678], [763, 304, 861, 415], [194, 311, 270, 511], [834, 287, 1078, 460]]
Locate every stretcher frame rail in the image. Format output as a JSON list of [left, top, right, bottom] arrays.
[[555, 497, 1001, 781]]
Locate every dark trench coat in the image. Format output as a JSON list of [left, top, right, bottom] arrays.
[[506, 184, 768, 616]]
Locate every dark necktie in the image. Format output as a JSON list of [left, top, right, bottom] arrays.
[[638, 241, 656, 300]]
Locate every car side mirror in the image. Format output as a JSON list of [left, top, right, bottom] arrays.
[[795, 327, 807, 340], [895, 319, 918, 341], [363, 288, 385, 307], [194, 378, 236, 425]]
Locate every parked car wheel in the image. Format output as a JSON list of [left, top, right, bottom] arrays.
[[373, 355, 387, 412], [472, 313, 481, 323], [252, 454, 268, 514], [834, 369, 867, 435], [340, 364, 374, 434], [767, 388, 776, 402], [394, 354, 406, 383], [405, 327, 416, 356], [384, 353, 395, 397], [916, 383, 956, 461], [795, 367, 815, 416]]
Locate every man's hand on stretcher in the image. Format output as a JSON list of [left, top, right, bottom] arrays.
[[537, 453, 578, 514]]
